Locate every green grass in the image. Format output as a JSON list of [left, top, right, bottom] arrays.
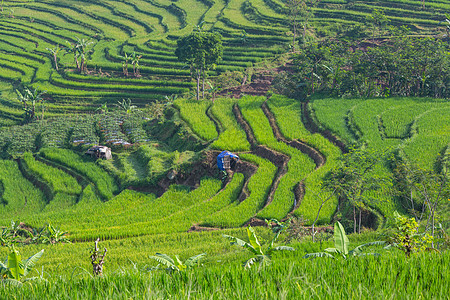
[[22, 152, 82, 195], [202, 153, 277, 227], [238, 96, 316, 220], [0, 159, 46, 215], [174, 98, 218, 141], [210, 98, 251, 151], [0, 238, 448, 299], [266, 95, 341, 224], [39, 148, 119, 200]]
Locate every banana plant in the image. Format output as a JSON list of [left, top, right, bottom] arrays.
[[115, 98, 137, 114], [15, 87, 46, 122], [45, 45, 61, 70], [0, 247, 44, 285], [149, 253, 206, 273], [303, 221, 385, 259], [40, 222, 70, 245], [224, 226, 295, 269]]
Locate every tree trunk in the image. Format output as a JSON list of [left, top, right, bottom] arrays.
[[303, 23, 306, 43], [353, 205, 357, 234], [196, 71, 200, 101], [292, 22, 296, 52], [358, 208, 361, 234], [53, 55, 58, 71], [202, 67, 205, 99]]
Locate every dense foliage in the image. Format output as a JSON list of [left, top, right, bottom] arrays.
[[275, 37, 450, 99]]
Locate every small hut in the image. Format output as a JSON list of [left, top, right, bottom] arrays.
[[217, 151, 239, 171], [85, 145, 112, 160]]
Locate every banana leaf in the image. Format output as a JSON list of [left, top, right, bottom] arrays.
[[7, 250, 23, 280], [303, 252, 334, 259], [23, 249, 44, 277], [334, 221, 349, 255], [184, 253, 206, 267]]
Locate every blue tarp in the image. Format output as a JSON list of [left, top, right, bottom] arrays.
[[217, 151, 239, 170]]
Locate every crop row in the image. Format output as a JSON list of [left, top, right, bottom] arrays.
[[122, 113, 150, 144], [67, 177, 222, 241], [39, 148, 119, 200], [210, 98, 251, 151], [202, 153, 277, 228], [39, 118, 73, 148], [50, 72, 189, 95], [63, 72, 195, 88], [22, 152, 82, 196], [70, 115, 100, 146], [264, 95, 341, 224], [0, 159, 46, 215], [237, 96, 316, 220], [174, 99, 218, 141], [68, 172, 246, 239], [97, 112, 130, 146], [403, 106, 450, 171]]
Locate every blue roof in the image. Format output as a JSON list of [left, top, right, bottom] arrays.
[[217, 151, 239, 170]]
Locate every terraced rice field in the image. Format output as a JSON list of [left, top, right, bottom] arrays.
[[0, 1, 448, 293], [1, 94, 447, 240], [0, 0, 448, 124]]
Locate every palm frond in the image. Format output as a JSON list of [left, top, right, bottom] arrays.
[[272, 246, 295, 252], [223, 234, 256, 254], [303, 252, 335, 259], [149, 253, 175, 269], [184, 253, 206, 267], [3, 278, 22, 287], [243, 257, 257, 269], [23, 249, 44, 277], [349, 241, 385, 256], [247, 227, 263, 255]]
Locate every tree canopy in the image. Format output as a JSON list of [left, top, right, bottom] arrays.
[[175, 31, 223, 100]]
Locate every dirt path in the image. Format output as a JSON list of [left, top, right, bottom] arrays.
[[219, 64, 293, 98]]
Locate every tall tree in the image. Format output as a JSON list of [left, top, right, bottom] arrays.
[[175, 31, 223, 100], [367, 9, 389, 43], [286, 0, 318, 50], [326, 147, 391, 234], [393, 158, 449, 246], [75, 37, 94, 73]]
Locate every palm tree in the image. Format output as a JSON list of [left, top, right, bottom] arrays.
[[303, 222, 385, 259], [115, 98, 137, 114], [16, 87, 46, 122], [46, 45, 61, 71], [0, 247, 45, 285], [131, 52, 142, 77], [75, 37, 94, 72], [206, 81, 219, 102], [64, 41, 80, 70], [121, 52, 130, 76]]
